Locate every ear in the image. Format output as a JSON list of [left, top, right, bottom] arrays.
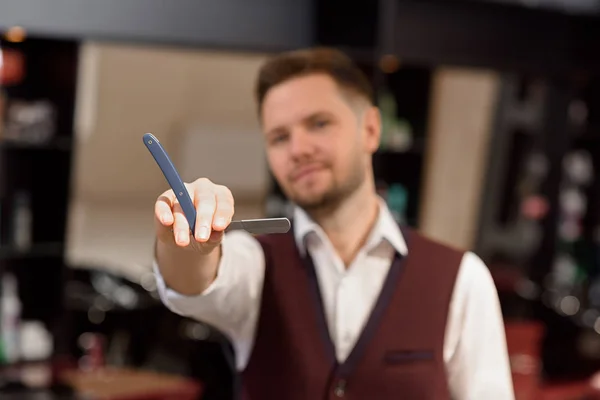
[[363, 105, 381, 154]]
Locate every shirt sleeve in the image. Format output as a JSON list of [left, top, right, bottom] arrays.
[[444, 251, 515, 400], [153, 230, 265, 370]]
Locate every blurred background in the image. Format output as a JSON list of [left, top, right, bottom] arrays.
[[1, 0, 600, 399]]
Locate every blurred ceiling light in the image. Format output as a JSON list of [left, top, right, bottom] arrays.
[[379, 54, 400, 74], [5, 26, 26, 43]]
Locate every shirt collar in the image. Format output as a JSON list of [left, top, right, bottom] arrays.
[[292, 198, 408, 257]]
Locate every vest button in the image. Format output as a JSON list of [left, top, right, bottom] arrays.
[[333, 379, 347, 397]]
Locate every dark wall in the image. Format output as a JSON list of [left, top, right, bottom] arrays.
[[2, 0, 600, 73], [392, 0, 600, 75], [0, 0, 313, 51], [478, 0, 600, 14]]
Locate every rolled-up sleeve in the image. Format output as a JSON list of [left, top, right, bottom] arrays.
[[154, 231, 265, 370], [445, 251, 515, 400]]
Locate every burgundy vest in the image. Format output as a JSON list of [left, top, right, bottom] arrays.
[[241, 227, 463, 400]]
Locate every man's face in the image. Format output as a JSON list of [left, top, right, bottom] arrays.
[[261, 73, 380, 211]]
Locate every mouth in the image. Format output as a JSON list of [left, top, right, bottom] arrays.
[[290, 165, 325, 182]]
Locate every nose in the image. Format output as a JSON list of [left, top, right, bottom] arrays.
[[288, 129, 314, 159]]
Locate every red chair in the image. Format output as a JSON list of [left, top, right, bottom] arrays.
[[505, 321, 544, 400]]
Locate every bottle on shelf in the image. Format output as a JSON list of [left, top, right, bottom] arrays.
[[0, 273, 22, 364], [3, 99, 57, 145], [11, 190, 32, 252], [386, 183, 408, 224], [20, 321, 53, 362], [378, 89, 413, 152]]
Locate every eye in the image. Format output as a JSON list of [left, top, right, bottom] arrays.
[[269, 132, 289, 145], [310, 119, 330, 130]]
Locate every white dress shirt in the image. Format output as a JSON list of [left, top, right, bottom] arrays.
[[155, 202, 515, 400]]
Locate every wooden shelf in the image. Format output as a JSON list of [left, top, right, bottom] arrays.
[[0, 242, 63, 260], [0, 137, 72, 151]]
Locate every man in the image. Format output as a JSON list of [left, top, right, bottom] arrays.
[[153, 48, 514, 399]]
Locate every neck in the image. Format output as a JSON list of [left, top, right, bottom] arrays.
[[308, 181, 380, 267]]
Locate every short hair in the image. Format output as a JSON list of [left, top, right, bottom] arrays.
[[255, 47, 374, 114]]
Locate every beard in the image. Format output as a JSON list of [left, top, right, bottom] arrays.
[[283, 159, 366, 214]]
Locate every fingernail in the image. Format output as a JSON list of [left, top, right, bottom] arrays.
[[176, 231, 185, 243], [197, 227, 210, 240], [215, 218, 227, 228]]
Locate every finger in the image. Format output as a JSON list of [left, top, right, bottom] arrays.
[[212, 185, 235, 231], [155, 192, 176, 226], [172, 202, 190, 246], [156, 219, 176, 244], [207, 230, 224, 244], [194, 186, 216, 243]]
